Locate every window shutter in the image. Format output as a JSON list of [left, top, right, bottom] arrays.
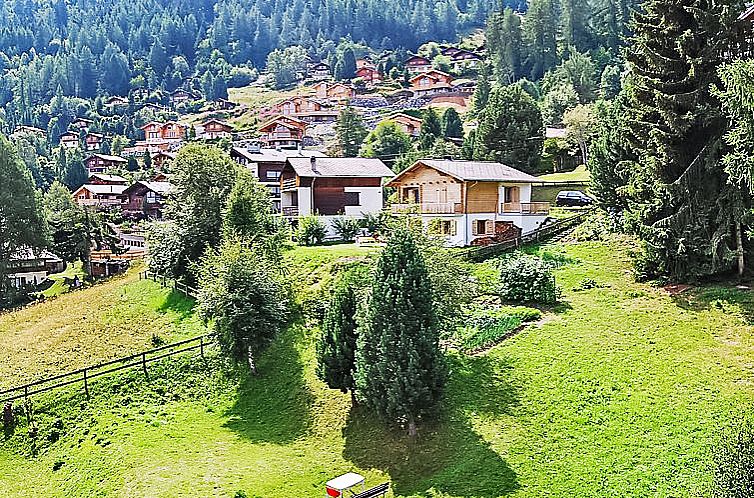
[[471, 221, 478, 236], [450, 220, 457, 236], [485, 220, 494, 235]]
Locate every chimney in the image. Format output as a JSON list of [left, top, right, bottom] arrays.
[[310, 156, 318, 173]]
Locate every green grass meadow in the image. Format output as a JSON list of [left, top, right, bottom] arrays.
[[1, 240, 754, 497]]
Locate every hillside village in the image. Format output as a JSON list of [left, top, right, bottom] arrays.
[[7, 0, 754, 497]]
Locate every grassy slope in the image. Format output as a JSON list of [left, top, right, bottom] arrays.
[[538, 165, 591, 183], [0, 265, 204, 388], [41, 262, 86, 298], [2, 241, 754, 497]]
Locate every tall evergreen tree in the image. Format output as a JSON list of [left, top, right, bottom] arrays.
[[317, 279, 359, 402], [355, 228, 446, 437], [441, 107, 463, 139], [487, 8, 523, 84], [419, 108, 442, 150], [624, 0, 749, 280], [334, 106, 367, 157], [524, 0, 558, 80]]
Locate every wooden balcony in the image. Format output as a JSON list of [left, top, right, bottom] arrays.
[[392, 202, 462, 214], [282, 206, 299, 217], [281, 178, 297, 192], [500, 202, 550, 215]]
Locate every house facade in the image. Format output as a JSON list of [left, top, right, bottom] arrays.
[[310, 62, 331, 80], [197, 119, 233, 140], [60, 131, 79, 149], [405, 55, 432, 75], [73, 183, 127, 208], [258, 115, 307, 148], [230, 146, 326, 212], [409, 70, 454, 96], [122, 181, 172, 218], [85, 153, 128, 173], [85, 132, 104, 151], [141, 121, 187, 143], [6, 249, 64, 288], [387, 113, 423, 137], [387, 159, 551, 247], [280, 157, 393, 237]]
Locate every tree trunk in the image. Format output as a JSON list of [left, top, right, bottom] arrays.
[[350, 390, 358, 407], [247, 346, 258, 375], [737, 221, 745, 278], [407, 418, 418, 438]]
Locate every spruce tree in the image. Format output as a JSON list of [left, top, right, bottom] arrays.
[[418, 108, 442, 151], [624, 0, 749, 280], [441, 108, 463, 139], [316, 279, 359, 402], [471, 63, 492, 116], [334, 106, 367, 157], [355, 228, 446, 437], [487, 8, 522, 85]]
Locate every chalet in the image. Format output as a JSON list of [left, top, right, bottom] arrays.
[[355, 64, 382, 85], [280, 157, 393, 237], [170, 88, 199, 104], [88, 173, 127, 185], [104, 96, 128, 108], [258, 115, 307, 148], [409, 70, 454, 96], [405, 55, 432, 75], [231, 146, 325, 212], [72, 183, 127, 208], [386, 113, 423, 137], [546, 127, 567, 140], [213, 98, 238, 110], [197, 119, 233, 140], [311, 81, 356, 100], [142, 102, 168, 112], [440, 47, 483, 70], [141, 121, 186, 143], [85, 153, 128, 173], [274, 96, 338, 123], [71, 117, 93, 130], [85, 132, 105, 151], [60, 131, 80, 149], [122, 181, 173, 219], [387, 159, 551, 247], [6, 249, 64, 288], [11, 125, 45, 139], [151, 151, 176, 169], [310, 62, 331, 80]]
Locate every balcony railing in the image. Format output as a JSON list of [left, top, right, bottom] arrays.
[[500, 202, 550, 215], [281, 178, 297, 191], [392, 202, 462, 214], [282, 206, 299, 217]]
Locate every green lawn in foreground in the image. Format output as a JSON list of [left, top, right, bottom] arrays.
[[2, 239, 754, 497]]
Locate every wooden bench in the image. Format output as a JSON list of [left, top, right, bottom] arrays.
[[351, 483, 389, 498]]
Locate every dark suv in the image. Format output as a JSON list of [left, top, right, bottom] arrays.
[[555, 190, 593, 207]]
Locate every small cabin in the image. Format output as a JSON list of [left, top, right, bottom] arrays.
[[258, 115, 307, 148], [122, 181, 173, 219], [197, 119, 233, 140], [85, 153, 128, 173]]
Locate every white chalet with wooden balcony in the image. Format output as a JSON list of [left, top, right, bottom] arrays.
[[387, 159, 551, 247]]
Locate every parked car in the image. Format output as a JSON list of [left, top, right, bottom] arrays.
[[556, 190, 594, 207]]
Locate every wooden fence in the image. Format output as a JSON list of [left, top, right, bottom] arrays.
[[0, 335, 211, 404], [139, 270, 198, 299], [459, 211, 591, 262]]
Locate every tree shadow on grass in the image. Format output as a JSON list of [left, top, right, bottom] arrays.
[[223, 324, 315, 444], [671, 285, 754, 325], [156, 289, 196, 320], [343, 354, 520, 497]]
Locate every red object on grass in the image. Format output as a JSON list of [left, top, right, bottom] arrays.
[[326, 487, 341, 497]]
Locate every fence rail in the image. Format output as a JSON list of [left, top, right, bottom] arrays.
[[0, 335, 211, 404], [139, 270, 198, 299], [460, 211, 591, 262]]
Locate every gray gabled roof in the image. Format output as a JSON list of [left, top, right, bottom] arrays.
[[287, 157, 393, 178], [391, 159, 541, 184], [232, 147, 325, 163], [79, 184, 128, 195]]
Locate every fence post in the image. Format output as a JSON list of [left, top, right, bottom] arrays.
[[83, 368, 89, 398], [200, 336, 204, 359], [142, 352, 148, 379]]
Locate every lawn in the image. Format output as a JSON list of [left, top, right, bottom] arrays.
[[0, 265, 204, 388], [40, 261, 86, 298], [538, 164, 591, 183], [2, 240, 754, 497]]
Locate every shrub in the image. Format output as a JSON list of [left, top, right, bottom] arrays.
[[455, 305, 540, 351], [331, 217, 361, 242], [713, 414, 754, 497], [296, 215, 327, 246], [360, 211, 385, 234], [498, 254, 560, 304]]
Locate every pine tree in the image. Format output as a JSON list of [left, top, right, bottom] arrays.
[[471, 63, 491, 116], [334, 106, 367, 157], [487, 8, 522, 85], [624, 0, 748, 280], [316, 279, 359, 402], [441, 108, 463, 139], [524, 0, 558, 80], [419, 107, 442, 150], [355, 228, 446, 437]]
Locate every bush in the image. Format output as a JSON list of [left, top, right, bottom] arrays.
[[498, 254, 560, 304], [360, 211, 385, 234], [296, 215, 327, 246], [455, 305, 541, 351], [331, 217, 361, 241], [713, 414, 754, 497]]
